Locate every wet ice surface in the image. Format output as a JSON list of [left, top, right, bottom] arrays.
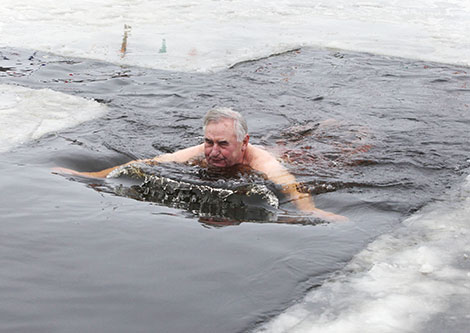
[[257, 173, 470, 333], [0, 84, 107, 153], [2, 0, 469, 71], [1, 47, 470, 332], [107, 162, 280, 223]]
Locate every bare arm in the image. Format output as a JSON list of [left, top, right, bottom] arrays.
[[53, 144, 205, 178], [248, 146, 347, 222], [52, 161, 136, 178], [152, 144, 204, 163]]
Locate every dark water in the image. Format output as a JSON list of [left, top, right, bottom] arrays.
[[1, 47, 469, 332]]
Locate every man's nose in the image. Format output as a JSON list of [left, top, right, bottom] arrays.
[[210, 144, 220, 156]]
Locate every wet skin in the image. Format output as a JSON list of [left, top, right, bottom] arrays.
[[204, 119, 248, 168], [52, 117, 348, 222]]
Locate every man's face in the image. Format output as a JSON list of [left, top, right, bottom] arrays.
[[204, 118, 247, 168]]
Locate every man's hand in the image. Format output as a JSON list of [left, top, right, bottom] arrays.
[[293, 193, 349, 222], [309, 208, 349, 222], [51, 167, 108, 178], [52, 159, 159, 179]]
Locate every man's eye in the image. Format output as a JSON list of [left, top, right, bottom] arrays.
[[219, 142, 228, 147], [205, 139, 213, 145]]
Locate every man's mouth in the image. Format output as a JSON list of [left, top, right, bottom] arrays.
[[208, 158, 226, 166]]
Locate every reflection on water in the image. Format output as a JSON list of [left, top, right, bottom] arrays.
[[1, 46, 470, 333]]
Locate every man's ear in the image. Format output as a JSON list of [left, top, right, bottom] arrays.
[[242, 135, 249, 150]]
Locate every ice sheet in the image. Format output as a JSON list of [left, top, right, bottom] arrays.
[[0, 85, 107, 152], [1, 0, 469, 72], [257, 174, 470, 333]]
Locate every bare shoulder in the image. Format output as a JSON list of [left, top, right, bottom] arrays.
[[246, 144, 283, 175], [247, 144, 276, 161]]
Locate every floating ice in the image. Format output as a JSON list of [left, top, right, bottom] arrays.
[[0, 85, 107, 152], [107, 162, 279, 221]]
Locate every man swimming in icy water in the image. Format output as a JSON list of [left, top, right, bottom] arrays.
[[56, 107, 347, 222]]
